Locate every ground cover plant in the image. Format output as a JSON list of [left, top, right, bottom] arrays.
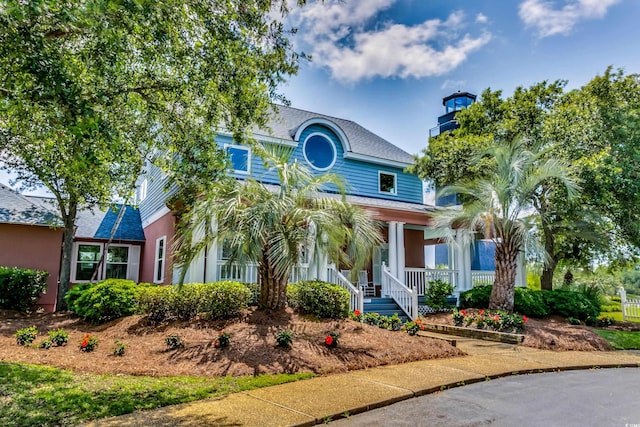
[[0, 362, 313, 426], [593, 330, 640, 350]]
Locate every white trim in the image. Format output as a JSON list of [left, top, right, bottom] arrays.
[[153, 236, 166, 284], [378, 171, 398, 195], [224, 143, 251, 175], [71, 242, 103, 282], [302, 132, 337, 171], [293, 118, 351, 152], [71, 242, 140, 283], [142, 206, 171, 228], [138, 179, 148, 202], [343, 152, 413, 168]]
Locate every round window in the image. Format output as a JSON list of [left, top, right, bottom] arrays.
[[303, 134, 337, 171]]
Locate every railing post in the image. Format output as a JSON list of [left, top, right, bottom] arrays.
[[619, 287, 627, 321], [412, 287, 418, 321]]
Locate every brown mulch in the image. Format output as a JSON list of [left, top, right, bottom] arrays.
[[0, 308, 462, 377], [424, 310, 617, 352]]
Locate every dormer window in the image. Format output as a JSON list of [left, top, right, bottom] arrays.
[[225, 144, 251, 174], [379, 171, 397, 195], [303, 133, 336, 171]]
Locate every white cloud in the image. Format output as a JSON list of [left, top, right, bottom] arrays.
[[519, 0, 621, 38], [441, 79, 468, 90], [476, 13, 488, 24], [289, 1, 491, 83]]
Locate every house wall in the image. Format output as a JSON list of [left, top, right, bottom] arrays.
[[222, 125, 423, 204], [0, 223, 62, 312], [140, 210, 175, 285], [404, 228, 426, 268]]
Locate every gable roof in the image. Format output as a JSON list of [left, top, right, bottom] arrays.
[[75, 205, 145, 242], [0, 183, 61, 227], [256, 105, 415, 166]]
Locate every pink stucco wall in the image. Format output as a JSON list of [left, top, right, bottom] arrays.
[[140, 211, 176, 285], [0, 223, 63, 312]]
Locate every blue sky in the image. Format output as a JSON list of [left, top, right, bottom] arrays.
[[3, 0, 639, 195], [281, 0, 640, 155]]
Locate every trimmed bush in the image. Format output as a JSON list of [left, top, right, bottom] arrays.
[[64, 282, 93, 313], [137, 281, 250, 323], [287, 280, 350, 319], [70, 279, 151, 324], [459, 285, 600, 320], [0, 266, 49, 312], [424, 279, 454, 310]]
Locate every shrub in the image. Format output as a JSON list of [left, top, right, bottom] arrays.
[[64, 282, 93, 313], [585, 315, 615, 328], [459, 285, 492, 309], [542, 289, 599, 320], [79, 334, 98, 352], [567, 317, 581, 325], [349, 309, 362, 322], [214, 331, 231, 349], [47, 329, 69, 346], [424, 279, 454, 310], [137, 281, 250, 323], [324, 332, 339, 348], [15, 326, 38, 346], [288, 280, 350, 319], [165, 335, 184, 350], [0, 266, 48, 312], [514, 287, 548, 318], [405, 321, 420, 336], [245, 283, 260, 306], [112, 340, 126, 356], [38, 339, 53, 350], [275, 330, 293, 348], [70, 279, 150, 324]]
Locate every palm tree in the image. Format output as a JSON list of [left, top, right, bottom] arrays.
[[174, 145, 382, 311], [433, 140, 578, 313]]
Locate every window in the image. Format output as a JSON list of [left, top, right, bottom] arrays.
[[225, 144, 251, 174], [303, 133, 336, 171], [378, 171, 397, 195], [72, 243, 139, 282], [138, 179, 148, 202], [154, 236, 166, 283], [75, 244, 101, 281], [105, 246, 129, 279]]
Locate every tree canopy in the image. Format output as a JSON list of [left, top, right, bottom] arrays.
[[0, 0, 304, 308], [411, 69, 640, 289]]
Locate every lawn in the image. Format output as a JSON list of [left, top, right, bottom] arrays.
[[593, 330, 640, 350], [600, 311, 640, 323], [0, 362, 313, 427]]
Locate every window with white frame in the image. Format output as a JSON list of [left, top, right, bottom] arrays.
[[378, 171, 397, 195], [72, 243, 139, 282], [154, 236, 166, 283], [138, 179, 148, 202], [225, 144, 251, 174]]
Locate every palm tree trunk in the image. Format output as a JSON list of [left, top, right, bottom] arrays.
[[489, 238, 519, 313], [258, 257, 289, 311]]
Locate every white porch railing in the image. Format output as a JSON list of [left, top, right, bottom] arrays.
[[383, 263, 418, 320], [620, 287, 640, 321], [217, 261, 308, 284], [327, 265, 363, 313], [405, 268, 458, 296], [471, 270, 495, 287]]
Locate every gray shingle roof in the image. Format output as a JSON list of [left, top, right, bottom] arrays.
[[256, 105, 415, 165], [0, 183, 61, 226], [75, 205, 145, 242]]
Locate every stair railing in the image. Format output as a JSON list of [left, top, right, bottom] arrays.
[[381, 262, 418, 320], [327, 264, 364, 314]]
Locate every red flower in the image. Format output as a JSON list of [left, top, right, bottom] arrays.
[[81, 340, 88, 348], [325, 336, 333, 346], [460, 309, 467, 316], [214, 340, 219, 347], [354, 310, 361, 316], [479, 310, 485, 316], [493, 315, 500, 322], [522, 315, 528, 324]]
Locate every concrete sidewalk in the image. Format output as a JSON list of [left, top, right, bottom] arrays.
[[90, 337, 640, 427]]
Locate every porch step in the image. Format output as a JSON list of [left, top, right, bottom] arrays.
[[363, 297, 408, 322]]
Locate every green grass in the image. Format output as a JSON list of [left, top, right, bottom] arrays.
[[594, 329, 640, 350], [0, 362, 314, 427], [600, 311, 640, 323]]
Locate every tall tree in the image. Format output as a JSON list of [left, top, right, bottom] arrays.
[[434, 141, 577, 312], [0, 0, 303, 309], [412, 72, 640, 289], [174, 146, 383, 311]]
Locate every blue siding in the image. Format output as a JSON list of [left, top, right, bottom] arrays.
[[219, 124, 423, 204], [471, 240, 496, 270]]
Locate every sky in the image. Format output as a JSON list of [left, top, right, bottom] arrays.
[[280, 0, 640, 156], [3, 0, 640, 195]]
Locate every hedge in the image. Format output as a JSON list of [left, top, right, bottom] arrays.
[[137, 281, 250, 323], [459, 285, 600, 320], [287, 280, 350, 319], [0, 266, 48, 312]]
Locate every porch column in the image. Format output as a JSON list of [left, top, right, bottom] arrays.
[[204, 243, 218, 283], [396, 222, 405, 284], [317, 250, 328, 281], [515, 251, 526, 287], [454, 230, 470, 292], [388, 221, 398, 278]]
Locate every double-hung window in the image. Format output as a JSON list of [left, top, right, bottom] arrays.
[[154, 236, 166, 284], [225, 144, 251, 174], [72, 243, 139, 282], [378, 171, 397, 195]]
